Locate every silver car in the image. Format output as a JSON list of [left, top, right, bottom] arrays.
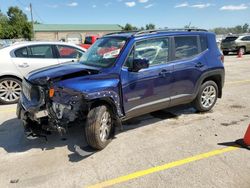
[[0, 41, 86, 104]]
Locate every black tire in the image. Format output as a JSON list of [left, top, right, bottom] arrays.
[[193, 81, 218, 112], [0, 77, 22, 104], [85, 105, 113, 150], [238, 47, 246, 55], [222, 51, 229, 55]]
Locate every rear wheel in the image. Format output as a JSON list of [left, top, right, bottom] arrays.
[[85, 105, 113, 150], [0, 77, 22, 104], [193, 81, 218, 112]]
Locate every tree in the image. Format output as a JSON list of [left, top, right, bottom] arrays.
[[145, 23, 155, 30], [0, 6, 32, 40], [242, 23, 249, 33], [123, 23, 138, 31], [212, 23, 250, 34]]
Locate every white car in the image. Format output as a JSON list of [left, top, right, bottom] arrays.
[[0, 41, 86, 104]]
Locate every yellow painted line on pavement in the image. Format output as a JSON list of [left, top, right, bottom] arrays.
[[226, 79, 250, 85], [87, 146, 239, 188]]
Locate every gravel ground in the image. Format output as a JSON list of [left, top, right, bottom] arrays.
[[0, 54, 250, 188]]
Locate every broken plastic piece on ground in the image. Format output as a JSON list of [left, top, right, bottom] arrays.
[[10, 179, 19, 184], [74, 145, 96, 157], [26, 132, 48, 141]]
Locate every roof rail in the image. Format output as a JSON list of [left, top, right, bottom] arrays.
[[104, 28, 208, 37], [133, 28, 208, 36]]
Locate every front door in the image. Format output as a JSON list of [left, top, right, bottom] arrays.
[[121, 37, 174, 118]]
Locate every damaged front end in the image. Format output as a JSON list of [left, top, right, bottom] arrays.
[[17, 66, 98, 138], [47, 87, 87, 134]]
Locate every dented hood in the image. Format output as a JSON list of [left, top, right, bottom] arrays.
[[26, 62, 100, 85]]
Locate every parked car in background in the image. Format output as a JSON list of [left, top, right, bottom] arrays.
[[221, 35, 250, 55], [0, 41, 86, 104], [17, 29, 224, 150], [79, 35, 99, 49]]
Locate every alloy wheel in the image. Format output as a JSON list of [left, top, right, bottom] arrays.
[[99, 111, 112, 142], [0, 80, 21, 103], [201, 85, 216, 108]]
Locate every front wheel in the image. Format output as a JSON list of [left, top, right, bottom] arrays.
[[193, 81, 218, 112], [85, 105, 113, 150], [0, 77, 22, 104]]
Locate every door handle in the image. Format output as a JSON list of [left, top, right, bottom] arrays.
[[18, 62, 29, 68], [159, 69, 171, 77], [195, 62, 204, 68]]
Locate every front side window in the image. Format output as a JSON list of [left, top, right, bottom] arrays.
[[57, 45, 84, 59], [15, 47, 28, 58], [28, 45, 54, 58], [174, 36, 199, 60], [125, 37, 169, 68], [80, 37, 126, 68]]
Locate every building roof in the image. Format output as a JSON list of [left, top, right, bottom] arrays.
[[34, 24, 122, 32]]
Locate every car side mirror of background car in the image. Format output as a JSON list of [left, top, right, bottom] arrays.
[[128, 58, 149, 72]]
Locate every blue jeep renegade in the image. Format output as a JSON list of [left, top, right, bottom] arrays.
[[17, 29, 225, 150]]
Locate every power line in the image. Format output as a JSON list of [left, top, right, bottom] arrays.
[[32, 5, 44, 23], [15, 0, 28, 7]]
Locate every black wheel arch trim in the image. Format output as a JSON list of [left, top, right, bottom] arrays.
[[194, 68, 225, 99]]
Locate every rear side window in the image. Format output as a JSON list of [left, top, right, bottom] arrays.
[[174, 36, 199, 60], [28, 45, 54, 58], [15, 47, 28, 58], [223, 37, 238, 42], [200, 36, 208, 52]]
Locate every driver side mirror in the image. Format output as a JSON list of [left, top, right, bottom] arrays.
[[128, 58, 149, 72]]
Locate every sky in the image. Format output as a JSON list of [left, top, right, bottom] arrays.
[[0, 0, 250, 29]]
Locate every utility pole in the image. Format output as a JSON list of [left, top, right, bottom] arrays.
[[29, 3, 34, 39]]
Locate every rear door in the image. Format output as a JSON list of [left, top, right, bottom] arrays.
[[121, 37, 174, 117], [56, 45, 85, 63], [11, 44, 59, 76], [170, 35, 207, 104]]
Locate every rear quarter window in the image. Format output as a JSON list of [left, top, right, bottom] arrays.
[[200, 36, 208, 52], [174, 36, 199, 60], [14, 47, 28, 58]]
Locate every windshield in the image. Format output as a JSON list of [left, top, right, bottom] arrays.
[[80, 37, 127, 68]]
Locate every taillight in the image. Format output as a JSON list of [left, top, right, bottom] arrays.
[[220, 54, 224, 63]]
